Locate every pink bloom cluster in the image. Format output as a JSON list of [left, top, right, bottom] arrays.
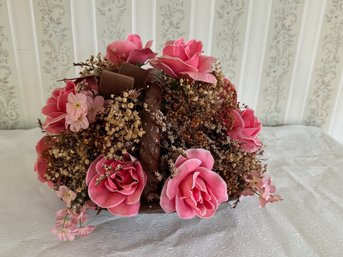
[[42, 81, 75, 134], [52, 206, 95, 241], [241, 173, 282, 207], [41, 80, 104, 134]]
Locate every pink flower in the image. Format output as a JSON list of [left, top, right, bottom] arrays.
[[150, 38, 216, 83], [51, 227, 75, 241], [240, 173, 282, 207], [56, 186, 77, 208], [86, 154, 147, 217], [75, 225, 95, 237], [66, 112, 89, 132], [53, 207, 95, 240], [41, 81, 75, 134], [259, 177, 282, 207], [86, 95, 105, 123], [160, 149, 228, 219], [66, 92, 88, 121], [226, 108, 262, 153], [106, 34, 157, 65]]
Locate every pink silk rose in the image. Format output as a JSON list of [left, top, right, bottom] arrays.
[[160, 149, 228, 219], [86, 154, 147, 217], [106, 34, 157, 65], [34, 137, 54, 187], [227, 108, 262, 153], [149, 38, 216, 83], [42, 81, 76, 134]]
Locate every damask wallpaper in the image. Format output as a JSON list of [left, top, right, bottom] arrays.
[[0, 0, 342, 143]]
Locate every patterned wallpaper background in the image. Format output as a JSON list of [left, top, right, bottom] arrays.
[[0, 0, 342, 143]]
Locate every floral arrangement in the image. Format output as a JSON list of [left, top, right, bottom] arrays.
[[34, 34, 281, 241]]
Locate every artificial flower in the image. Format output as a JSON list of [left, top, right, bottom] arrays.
[[86, 95, 105, 123], [66, 92, 88, 121], [65, 112, 89, 132], [51, 227, 75, 241], [56, 185, 77, 208], [160, 149, 228, 219], [86, 154, 147, 217], [106, 34, 157, 65], [75, 225, 95, 237], [41, 81, 75, 134], [240, 173, 282, 207], [226, 108, 262, 153], [150, 38, 216, 83]]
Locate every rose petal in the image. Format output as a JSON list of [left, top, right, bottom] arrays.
[[127, 34, 143, 49], [184, 39, 203, 57], [197, 55, 215, 73], [175, 192, 196, 219], [108, 201, 140, 217], [125, 163, 147, 204], [145, 40, 153, 48], [183, 149, 214, 170], [163, 45, 188, 60], [127, 48, 157, 65], [197, 167, 228, 202], [166, 158, 202, 199], [180, 71, 217, 84], [88, 177, 125, 208], [149, 59, 178, 78], [152, 55, 198, 76], [159, 178, 176, 213]]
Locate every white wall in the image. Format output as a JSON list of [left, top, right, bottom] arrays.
[[0, 0, 342, 143]]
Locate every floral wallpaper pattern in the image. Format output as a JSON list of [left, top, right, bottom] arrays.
[[259, 0, 303, 125], [157, 0, 190, 51], [0, 1, 20, 128], [96, 0, 131, 52], [304, 0, 343, 129], [0, 0, 343, 143], [212, 0, 247, 82], [35, 0, 75, 92]]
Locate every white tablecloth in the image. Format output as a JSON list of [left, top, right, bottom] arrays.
[[0, 125, 342, 257]]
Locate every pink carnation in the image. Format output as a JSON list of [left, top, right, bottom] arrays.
[[150, 38, 216, 83], [41, 81, 75, 134], [86, 154, 147, 217], [226, 108, 262, 153], [106, 34, 157, 65], [160, 149, 228, 219]]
